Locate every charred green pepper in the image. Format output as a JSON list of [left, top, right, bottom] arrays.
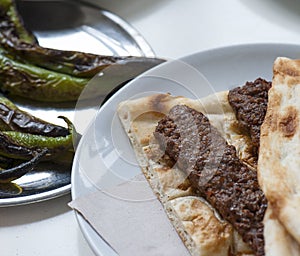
[[0, 116, 75, 160], [0, 0, 125, 79], [0, 0, 37, 44], [0, 148, 47, 183], [0, 0, 165, 102], [0, 37, 164, 78], [0, 113, 75, 182], [0, 37, 125, 78], [0, 130, 35, 159], [0, 95, 69, 136], [0, 52, 90, 102], [0, 50, 164, 102], [0, 0, 163, 79]]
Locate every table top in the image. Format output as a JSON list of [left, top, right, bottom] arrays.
[[1, 0, 300, 255]]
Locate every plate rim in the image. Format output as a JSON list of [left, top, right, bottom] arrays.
[[71, 42, 300, 255], [0, 184, 71, 207], [80, 0, 156, 57]]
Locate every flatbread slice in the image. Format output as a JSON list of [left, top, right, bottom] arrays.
[[258, 57, 300, 245], [117, 92, 253, 255]]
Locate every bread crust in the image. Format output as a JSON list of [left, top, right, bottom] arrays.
[[258, 57, 300, 253]]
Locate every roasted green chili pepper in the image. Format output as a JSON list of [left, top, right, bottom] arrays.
[[0, 37, 125, 78], [0, 95, 69, 136], [0, 0, 165, 102], [0, 0, 37, 44], [0, 37, 164, 78], [0, 116, 74, 160], [0, 52, 90, 102], [0, 0, 163, 79], [3, 129, 73, 156], [0, 148, 47, 183], [0, 51, 165, 102], [0, 130, 34, 159]]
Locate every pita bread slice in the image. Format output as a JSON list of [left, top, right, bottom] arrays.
[[117, 92, 254, 255], [258, 57, 300, 245]]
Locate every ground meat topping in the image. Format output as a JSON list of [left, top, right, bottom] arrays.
[[228, 78, 271, 160], [154, 105, 267, 256]]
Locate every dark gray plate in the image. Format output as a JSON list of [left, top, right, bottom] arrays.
[[0, 0, 155, 206]]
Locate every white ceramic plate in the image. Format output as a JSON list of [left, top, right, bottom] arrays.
[[71, 43, 300, 255]]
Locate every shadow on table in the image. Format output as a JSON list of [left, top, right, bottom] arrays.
[[0, 194, 71, 226], [239, 0, 300, 35]]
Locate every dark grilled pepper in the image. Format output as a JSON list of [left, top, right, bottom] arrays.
[[0, 37, 129, 78], [0, 52, 90, 102], [0, 0, 129, 78], [0, 0, 165, 102], [0, 0, 37, 44], [0, 148, 48, 183], [0, 95, 69, 136], [0, 116, 74, 160], [0, 49, 164, 102], [0, 37, 164, 78], [0, 0, 163, 79]]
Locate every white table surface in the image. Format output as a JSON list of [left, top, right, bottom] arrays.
[[1, 0, 300, 255]]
